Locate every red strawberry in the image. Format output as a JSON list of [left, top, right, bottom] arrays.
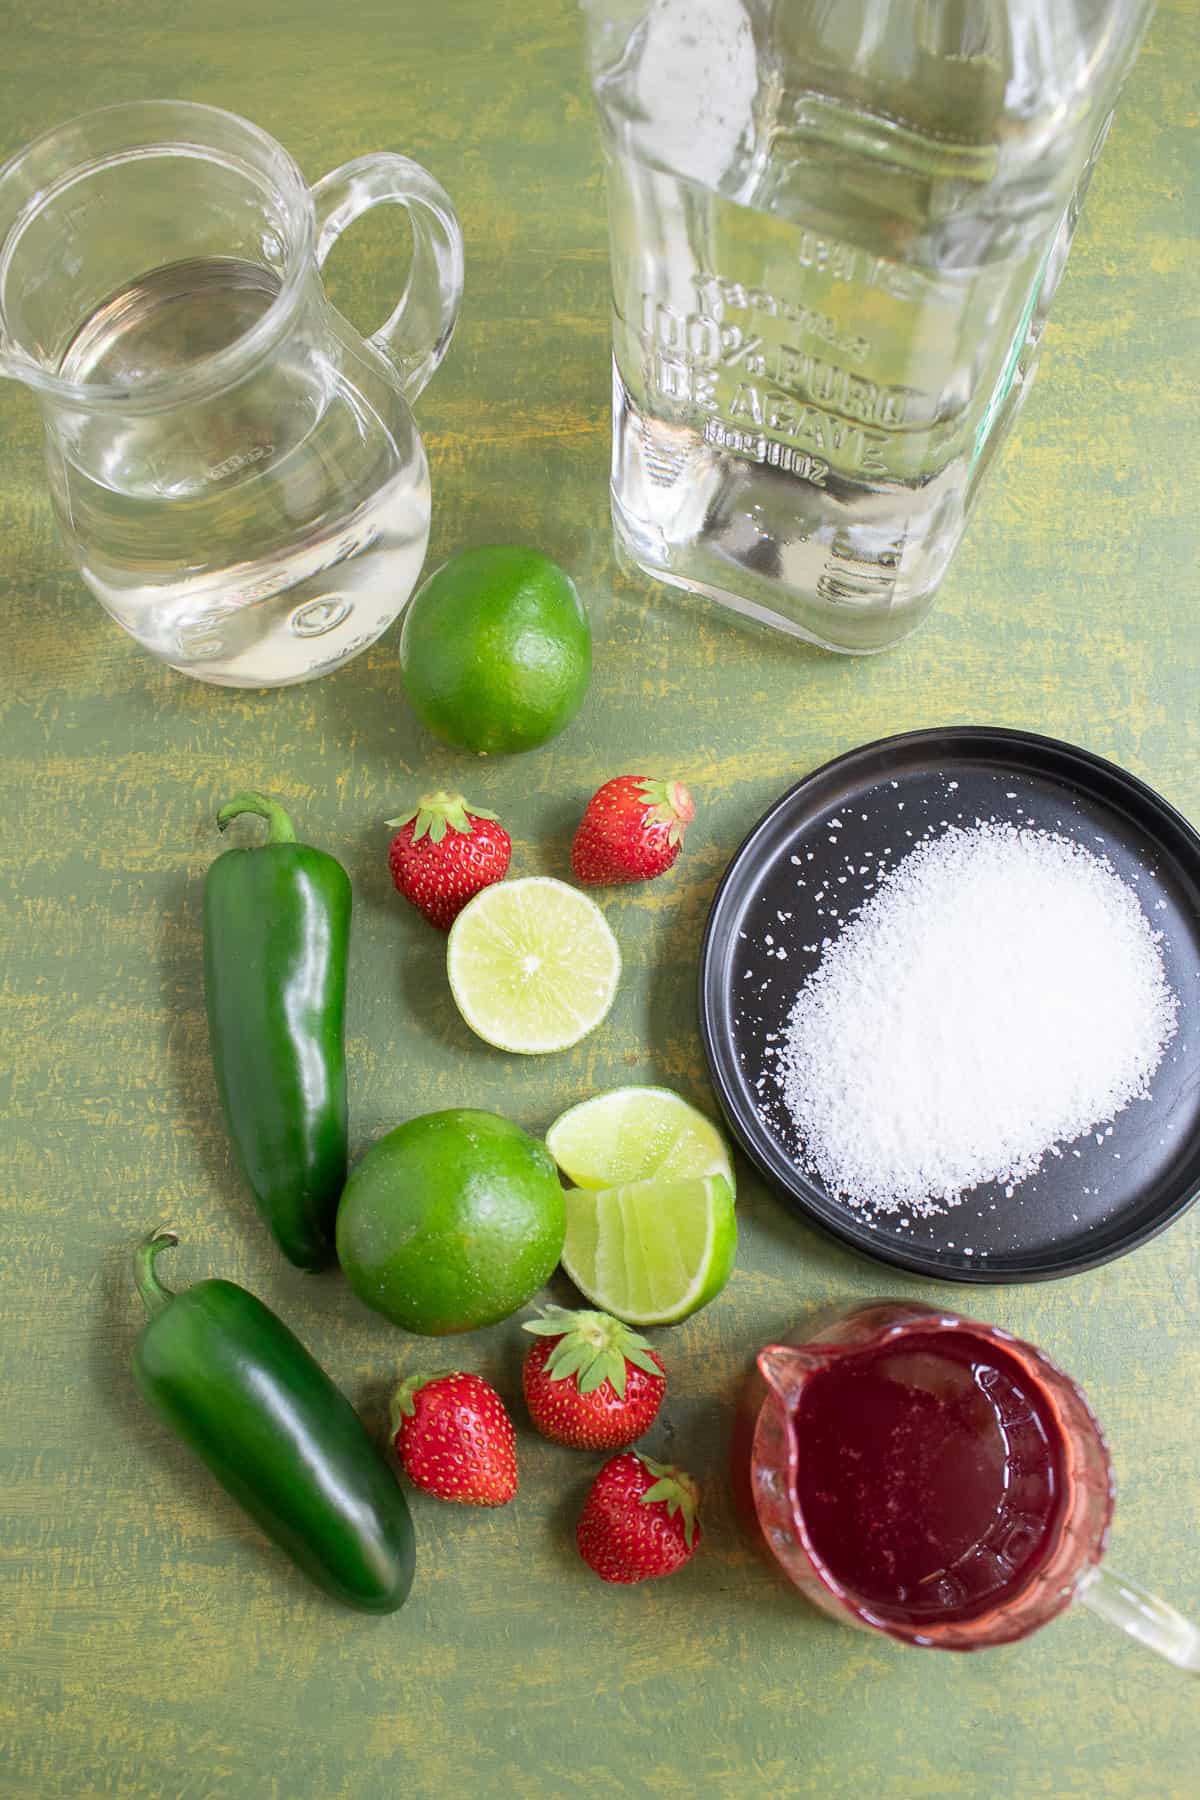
[[386, 791, 511, 930], [390, 1371, 518, 1506], [576, 1452, 701, 1583], [522, 1305, 666, 1450], [571, 776, 695, 885]]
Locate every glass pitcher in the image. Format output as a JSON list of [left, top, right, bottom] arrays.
[[0, 101, 463, 686], [735, 1301, 1199, 1667], [582, 1, 1155, 652]]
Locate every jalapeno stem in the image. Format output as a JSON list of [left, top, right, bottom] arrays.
[[135, 1228, 180, 1317], [216, 792, 297, 844]]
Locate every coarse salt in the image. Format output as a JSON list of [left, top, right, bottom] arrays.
[[774, 823, 1178, 1215]]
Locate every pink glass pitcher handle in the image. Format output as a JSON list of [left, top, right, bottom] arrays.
[[310, 152, 463, 404], [1077, 1564, 1200, 1672]]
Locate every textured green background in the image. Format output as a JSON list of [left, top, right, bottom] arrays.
[[1, 2, 1198, 1795]]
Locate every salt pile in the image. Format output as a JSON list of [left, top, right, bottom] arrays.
[[776, 823, 1178, 1215]]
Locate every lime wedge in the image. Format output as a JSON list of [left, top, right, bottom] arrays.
[[561, 1174, 737, 1325], [446, 876, 620, 1055], [546, 1085, 735, 1195]]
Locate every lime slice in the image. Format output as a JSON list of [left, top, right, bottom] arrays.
[[561, 1174, 737, 1325], [447, 876, 620, 1054], [546, 1085, 736, 1195]]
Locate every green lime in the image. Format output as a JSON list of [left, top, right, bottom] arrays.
[[447, 876, 621, 1055], [398, 545, 591, 754], [335, 1109, 566, 1335], [561, 1174, 737, 1326], [546, 1086, 736, 1194]]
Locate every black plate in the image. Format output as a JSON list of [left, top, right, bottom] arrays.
[[699, 727, 1200, 1282]]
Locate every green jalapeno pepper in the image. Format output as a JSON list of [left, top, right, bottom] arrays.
[[204, 791, 350, 1270], [132, 1229, 415, 1613]]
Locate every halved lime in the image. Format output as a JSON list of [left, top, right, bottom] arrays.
[[546, 1085, 736, 1195], [561, 1174, 737, 1325], [447, 876, 621, 1054]]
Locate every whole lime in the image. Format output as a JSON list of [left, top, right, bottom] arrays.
[[335, 1109, 566, 1334], [398, 545, 591, 754]]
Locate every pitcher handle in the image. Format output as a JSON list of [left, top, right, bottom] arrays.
[[1077, 1564, 1200, 1672], [310, 152, 463, 405]]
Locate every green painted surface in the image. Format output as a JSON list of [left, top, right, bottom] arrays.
[[1, 2, 1198, 1794]]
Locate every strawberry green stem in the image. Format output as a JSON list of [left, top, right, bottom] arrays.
[[134, 1228, 179, 1319], [216, 792, 297, 844], [385, 792, 498, 840], [522, 1305, 661, 1397], [389, 1386, 409, 1439], [389, 1370, 455, 1435], [638, 1456, 700, 1544], [635, 779, 694, 843]]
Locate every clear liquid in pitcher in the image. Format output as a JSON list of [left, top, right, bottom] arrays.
[[52, 257, 430, 686]]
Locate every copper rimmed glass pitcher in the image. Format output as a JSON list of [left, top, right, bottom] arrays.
[[736, 1302, 1199, 1668], [0, 101, 463, 686]]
